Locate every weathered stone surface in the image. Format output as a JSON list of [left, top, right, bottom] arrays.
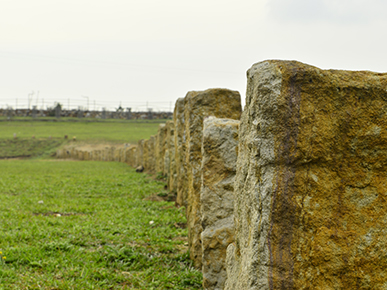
[[174, 98, 188, 206], [185, 88, 241, 268], [225, 60, 387, 289], [113, 148, 120, 162], [165, 121, 176, 191], [156, 124, 168, 174], [127, 145, 137, 167], [164, 149, 170, 178], [201, 117, 240, 290], [120, 148, 126, 163], [143, 139, 150, 170], [95, 150, 101, 161], [168, 121, 177, 192], [136, 139, 145, 167], [147, 135, 156, 173]]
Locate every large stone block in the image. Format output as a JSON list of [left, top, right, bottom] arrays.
[[95, 150, 101, 161], [113, 148, 120, 162], [156, 124, 168, 174], [165, 121, 176, 191], [185, 88, 241, 268], [127, 145, 137, 167], [174, 98, 188, 206], [225, 60, 387, 289], [143, 139, 150, 170], [201, 117, 240, 290], [147, 135, 156, 173], [120, 148, 126, 163], [136, 139, 145, 167]]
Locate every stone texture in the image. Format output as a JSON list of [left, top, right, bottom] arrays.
[[143, 139, 150, 171], [165, 121, 176, 191], [147, 135, 156, 174], [225, 60, 387, 289], [136, 139, 145, 167], [185, 88, 241, 268], [174, 98, 188, 206], [127, 145, 137, 167], [201, 117, 240, 290], [156, 124, 168, 175], [164, 149, 170, 178], [167, 120, 177, 192], [113, 148, 120, 162], [120, 148, 127, 163]]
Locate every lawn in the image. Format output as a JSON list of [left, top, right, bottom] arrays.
[[0, 120, 165, 158], [0, 120, 163, 143], [0, 160, 201, 289]]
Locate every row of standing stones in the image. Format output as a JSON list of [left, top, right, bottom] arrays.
[[57, 59, 387, 289]]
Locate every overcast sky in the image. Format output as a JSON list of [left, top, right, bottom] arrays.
[[0, 0, 386, 111]]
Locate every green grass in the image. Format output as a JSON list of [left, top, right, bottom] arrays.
[[0, 120, 163, 144], [0, 138, 64, 159], [0, 120, 165, 158], [0, 160, 201, 289]]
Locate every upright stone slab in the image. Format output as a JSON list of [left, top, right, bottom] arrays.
[[167, 121, 177, 193], [156, 124, 168, 174], [114, 148, 120, 162], [143, 139, 150, 170], [201, 117, 240, 290], [174, 98, 188, 206], [95, 150, 101, 161], [147, 135, 156, 173], [120, 148, 126, 163], [127, 145, 137, 167], [136, 140, 145, 167], [165, 121, 176, 190], [185, 88, 241, 268], [225, 60, 387, 289]]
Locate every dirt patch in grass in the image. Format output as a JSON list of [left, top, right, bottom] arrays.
[[173, 222, 187, 229], [144, 192, 177, 202], [63, 142, 126, 152]]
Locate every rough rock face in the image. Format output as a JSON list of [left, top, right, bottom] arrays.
[[143, 139, 150, 171], [156, 124, 167, 174], [121, 148, 127, 163], [164, 121, 173, 176], [164, 149, 170, 178], [174, 98, 188, 206], [147, 135, 156, 174], [201, 117, 240, 290], [114, 148, 121, 162], [127, 145, 137, 167], [165, 120, 176, 191], [136, 139, 145, 167], [185, 88, 242, 268], [225, 60, 387, 289]]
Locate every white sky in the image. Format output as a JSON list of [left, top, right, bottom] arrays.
[[0, 0, 386, 111]]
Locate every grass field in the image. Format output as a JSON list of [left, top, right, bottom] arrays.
[[0, 120, 164, 143], [0, 119, 201, 289], [0, 120, 165, 158], [0, 160, 201, 289]]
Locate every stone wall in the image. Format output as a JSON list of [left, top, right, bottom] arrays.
[[201, 117, 240, 290], [54, 60, 387, 289]]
